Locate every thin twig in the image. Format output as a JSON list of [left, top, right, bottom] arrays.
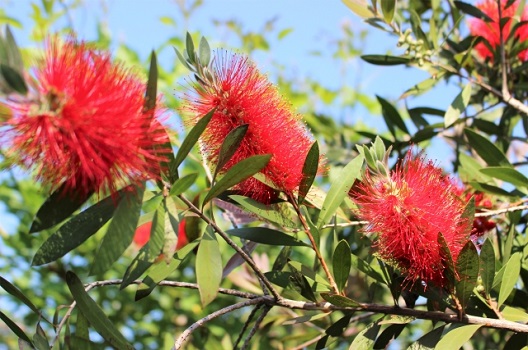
[[241, 304, 272, 350], [475, 204, 528, 217], [233, 304, 263, 349], [178, 194, 281, 300], [172, 297, 270, 350]]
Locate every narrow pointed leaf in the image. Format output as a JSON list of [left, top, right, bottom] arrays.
[[381, 0, 396, 22], [229, 195, 296, 228], [321, 293, 361, 307], [144, 50, 158, 111], [226, 227, 309, 247], [173, 46, 193, 71], [342, 0, 374, 18], [198, 36, 211, 66], [480, 167, 528, 191], [213, 124, 248, 182], [454, 1, 493, 21], [289, 261, 331, 287], [406, 325, 444, 349], [185, 32, 195, 64], [30, 182, 93, 233], [203, 154, 271, 205], [361, 55, 411, 66], [464, 128, 511, 167], [455, 241, 479, 311], [288, 264, 317, 302], [349, 320, 381, 349], [0, 64, 27, 94], [171, 109, 214, 176], [298, 141, 319, 204], [377, 95, 409, 134], [435, 325, 482, 349], [317, 154, 364, 229], [0, 277, 47, 322], [332, 240, 351, 292], [169, 173, 198, 197], [0, 310, 32, 344], [32, 190, 122, 266], [479, 238, 495, 296], [444, 84, 471, 128], [498, 252, 521, 307], [196, 229, 222, 306], [90, 185, 145, 275], [66, 272, 133, 349]]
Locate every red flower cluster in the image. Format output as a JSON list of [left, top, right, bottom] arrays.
[[2, 39, 167, 196], [454, 188, 496, 238], [350, 152, 472, 288], [182, 53, 316, 204], [468, 0, 528, 62]]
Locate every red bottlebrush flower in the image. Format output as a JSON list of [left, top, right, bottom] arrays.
[[453, 187, 496, 238], [468, 0, 528, 62], [350, 152, 472, 288], [1, 38, 167, 196], [181, 52, 316, 204], [133, 219, 188, 251]]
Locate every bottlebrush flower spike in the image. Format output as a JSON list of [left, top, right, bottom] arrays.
[[1, 38, 167, 196], [181, 52, 317, 204], [468, 0, 528, 62], [453, 186, 496, 238], [350, 151, 472, 288]]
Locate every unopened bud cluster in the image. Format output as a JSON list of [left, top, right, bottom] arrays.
[[397, 28, 432, 66]]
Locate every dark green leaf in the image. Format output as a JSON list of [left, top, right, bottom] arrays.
[[289, 261, 331, 287], [351, 254, 386, 283], [90, 185, 145, 275], [374, 324, 405, 349], [213, 124, 248, 182], [298, 141, 319, 204], [173, 46, 193, 71], [32, 189, 122, 266], [438, 232, 456, 287], [0, 63, 27, 94], [454, 1, 493, 21], [498, 252, 521, 307], [320, 292, 361, 307], [316, 154, 364, 228], [30, 182, 93, 233], [185, 32, 195, 64], [444, 84, 471, 128], [361, 55, 411, 66], [229, 195, 296, 228], [0, 277, 48, 323], [198, 36, 211, 66], [464, 128, 511, 167], [66, 272, 133, 349], [170, 109, 214, 177], [0, 310, 32, 344], [479, 238, 496, 296], [455, 241, 479, 311], [169, 173, 198, 197], [288, 264, 317, 302], [264, 270, 292, 288], [325, 314, 353, 337], [226, 227, 309, 247], [381, 0, 396, 22], [480, 167, 528, 192], [406, 325, 445, 349], [144, 50, 157, 111], [332, 240, 351, 292], [349, 320, 382, 349], [135, 241, 198, 300], [4, 26, 24, 71], [435, 324, 482, 349], [196, 228, 222, 306], [33, 327, 50, 350], [272, 246, 292, 271], [202, 154, 271, 205], [377, 95, 409, 136]]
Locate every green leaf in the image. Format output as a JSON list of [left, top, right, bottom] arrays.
[[361, 55, 411, 66], [202, 154, 272, 205], [498, 252, 521, 307], [0, 277, 47, 322], [226, 227, 309, 247], [480, 167, 528, 192], [342, 0, 374, 18], [444, 84, 471, 128], [320, 292, 361, 307], [438, 232, 456, 287], [144, 50, 158, 111], [454, 1, 493, 22], [479, 238, 496, 296], [298, 141, 319, 204], [173, 46, 193, 71], [135, 241, 199, 300], [434, 325, 482, 349], [213, 124, 248, 182], [401, 74, 444, 99], [455, 241, 479, 311], [377, 95, 409, 135], [349, 320, 382, 350], [332, 240, 351, 292], [169, 173, 198, 197], [229, 195, 296, 228], [0, 310, 32, 345], [289, 261, 331, 287], [170, 109, 214, 178], [288, 264, 317, 302], [464, 128, 511, 167], [406, 326, 444, 350], [316, 154, 364, 229], [351, 254, 386, 283], [196, 228, 222, 306], [272, 246, 292, 271], [0, 63, 27, 94], [185, 32, 195, 64], [120, 204, 165, 289], [381, 0, 396, 22], [32, 190, 121, 266], [198, 36, 211, 66], [29, 182, 93, 233], [66, 272, 133, 349], [90, 185, 145, 275]]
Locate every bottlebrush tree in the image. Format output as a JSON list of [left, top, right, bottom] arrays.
[[0, 1, 527, 349]]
